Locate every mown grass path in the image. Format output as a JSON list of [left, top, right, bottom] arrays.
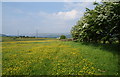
[[2, 39, 119, 75]]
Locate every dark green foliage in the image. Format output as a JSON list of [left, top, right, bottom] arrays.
[[60, 35, 66, 39], [71, 2, 120, 44]]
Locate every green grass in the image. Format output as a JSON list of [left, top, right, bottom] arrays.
[[2, 37, 120, 75], [65, 42, 120, 75]]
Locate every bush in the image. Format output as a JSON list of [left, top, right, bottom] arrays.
[[60, 35, 66, 39]]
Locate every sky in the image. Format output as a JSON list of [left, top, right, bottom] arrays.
[[0, 2, 2, 34], [2, 2, 96, 35]]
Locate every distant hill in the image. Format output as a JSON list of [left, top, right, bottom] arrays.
[[0, 34, 7, 37]]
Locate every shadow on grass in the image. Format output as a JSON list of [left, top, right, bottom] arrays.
[[81, 42, 120, 54], [81, 42, 120, 75]]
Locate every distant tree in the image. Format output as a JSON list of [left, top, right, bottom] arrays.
[[60, 35, 66, 39]]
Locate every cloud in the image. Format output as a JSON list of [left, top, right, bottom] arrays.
[[37, 9, 79, 20], [22, 9, 80, 33], [57, 10, 78, 20], [33, 3, 95, 33]]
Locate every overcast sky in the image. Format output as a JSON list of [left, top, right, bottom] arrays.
[[2, 2, 95, 35]]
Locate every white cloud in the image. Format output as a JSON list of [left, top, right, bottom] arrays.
[[26, 9, 80, 33], [32, 2, 95, 33], [37, 9, 80, 21], [39, 10, 78, 19], [57, 10, 78, 20]]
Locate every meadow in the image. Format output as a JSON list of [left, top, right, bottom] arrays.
[[2, 37, 120, 75]]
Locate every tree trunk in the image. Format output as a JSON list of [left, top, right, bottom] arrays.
[[117, 36, 120, 44], [108, 40, 112, 44], [103, 40, 106, 44]]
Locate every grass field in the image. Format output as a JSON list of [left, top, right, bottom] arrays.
[[2, 37, 120, 75]]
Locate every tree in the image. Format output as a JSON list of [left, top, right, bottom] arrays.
[[71, 2, 120, 44], [60, 35, 66, 39]]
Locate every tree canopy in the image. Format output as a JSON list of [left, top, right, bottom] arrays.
[[71, 2, 120, 44], [60, 35, 66, 39]]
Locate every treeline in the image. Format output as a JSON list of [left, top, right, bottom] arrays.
[[16, 36, 36, 38], [71, 2, 120, 44]]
